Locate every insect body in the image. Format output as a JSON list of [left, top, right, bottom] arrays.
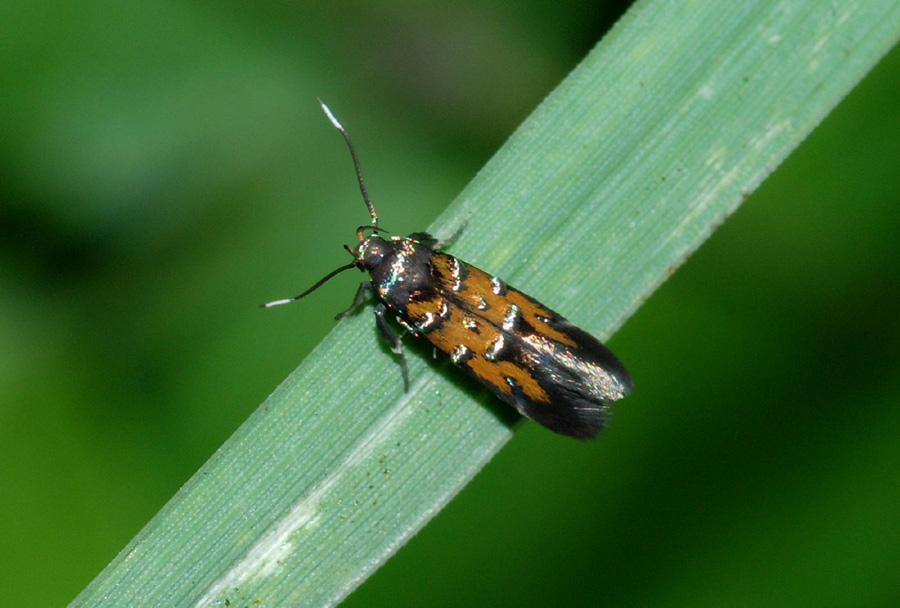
[[263, 102, 633, 439]]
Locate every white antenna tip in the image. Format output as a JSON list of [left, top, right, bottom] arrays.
[[262, 298, 294, 308], [318, 100, 343, 131]]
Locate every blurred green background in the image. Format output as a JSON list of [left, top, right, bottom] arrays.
[[2, 1, 899, 606]]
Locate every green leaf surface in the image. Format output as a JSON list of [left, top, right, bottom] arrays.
[[71, 1, 900, 606]]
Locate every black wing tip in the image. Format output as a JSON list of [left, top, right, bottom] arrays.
[[515, 393, 611, 440], [544, 410, 609, 440]]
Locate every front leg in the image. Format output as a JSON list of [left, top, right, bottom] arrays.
[[335, 281, 373, 320], [373, 302, 410, 391]]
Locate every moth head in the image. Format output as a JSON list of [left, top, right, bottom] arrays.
[[353, 230, 389, 271]]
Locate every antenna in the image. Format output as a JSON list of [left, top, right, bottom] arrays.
[[259, 261, 358, 308], [318, 100, 378, 228]]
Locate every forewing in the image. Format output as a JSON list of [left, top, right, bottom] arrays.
[[403, 251, 632, 439]]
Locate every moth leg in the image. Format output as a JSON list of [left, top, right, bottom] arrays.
[[373, 302, 410, 391], [407, 232, 437, 247], [434, 220, 468, 250], [335, 281, 373, 320], [408, 222, 468, 250]]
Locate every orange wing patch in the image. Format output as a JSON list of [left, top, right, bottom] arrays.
[[429, 253, 577, 347], [405, 281, 551, 404]]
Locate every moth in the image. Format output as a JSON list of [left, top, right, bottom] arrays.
[[263, 102, 633, 439]]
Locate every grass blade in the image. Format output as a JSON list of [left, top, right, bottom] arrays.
[[71, 1, 900, 606]]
